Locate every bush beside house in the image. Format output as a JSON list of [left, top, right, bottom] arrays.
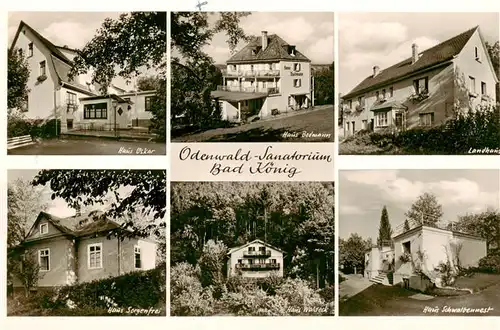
[[8, 113, 61, 139]]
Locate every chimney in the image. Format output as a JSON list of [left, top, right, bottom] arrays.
[[261, 31, 268, 50], [412, 43, 419, 64], [373, 66, 380, 77]]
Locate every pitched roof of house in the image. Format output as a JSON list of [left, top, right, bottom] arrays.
[[10, 21, 96, 96], [227, 239, 285, 255], [342, 26, 479, 99], [226, 34, 311, 64], [24, 210, 121, 243]]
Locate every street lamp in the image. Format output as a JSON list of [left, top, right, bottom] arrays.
[[111, 98, 118, 137]]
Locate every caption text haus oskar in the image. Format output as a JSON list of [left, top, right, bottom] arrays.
[[178, 145, 332, 178]]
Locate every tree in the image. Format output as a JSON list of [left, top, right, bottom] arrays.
[[8, 48, 30, 111], [313, 62, 334, 106], [339, 233, 371, 274], [403, 219, 410, 232], [31, 170, 166, 238], [170, 12, 251, 128], [69, 12, 167, 138], [447, 209, 500, 251], [7, 179, 49, 248], [377, 206, 392, 246], [198, 240, 227, 297], [136, 75, 166, 139], [485, 41, 499, 103], [10, 250, 43, 297], [405, 192, 443, 227]]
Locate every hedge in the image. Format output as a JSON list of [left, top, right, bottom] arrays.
[[8, 117, 60, 139], [57, 263, 166, 310]]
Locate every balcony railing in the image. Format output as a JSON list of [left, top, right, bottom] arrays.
[[243, 250, 272, 258], [224, 70, 280, 77], [235, 263, 280, 271], [217, 85, 280, 95]]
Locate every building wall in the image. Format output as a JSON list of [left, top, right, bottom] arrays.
[[70, 98, 130, 131], [228, 242, 284, 278], [12, 236, 75, 288], [12, 28, 58, 119], [120, 92, 155, 127], [454, 29, 498, 111], [393, 230, 423, 285], [343, 64, 455, 136], [452, 233, 487, 268], [279, 61, 311, 109], [59, 87, 96, 132]]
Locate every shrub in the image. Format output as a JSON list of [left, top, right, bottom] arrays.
[[29, 119, 61, 139], [477, 253, 500, 273], [57, 263, 166, 310]]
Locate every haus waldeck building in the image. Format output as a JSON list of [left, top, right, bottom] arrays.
[[212, 31, 314, 123], [227, 239, 284, 278], [12, 210, 157, 291], [9, 21, 156, 132], [342, 26, 498, 136]]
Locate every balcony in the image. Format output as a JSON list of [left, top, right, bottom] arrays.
[[243, 250, 272, 258], [224, 70, 280, 78], [217, 85, 280, 95], [355, 104, 365, 112], [235, 263, 280, 271]]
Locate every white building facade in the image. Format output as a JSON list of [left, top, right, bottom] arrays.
[[227, 239, 284, 278]]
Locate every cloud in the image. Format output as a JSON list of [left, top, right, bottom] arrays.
[[340, 20, 409, 53], [243, 16, 315, 44], [42, 21, 98, 49], [340, 205, 366, 215], [343, 171, 498, 212], [306, 35, 334, 63], [47, 198, 76, 218]]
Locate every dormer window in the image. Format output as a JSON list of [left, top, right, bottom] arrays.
[[288, 45, 296, 56], [39, 223, 48, 235]]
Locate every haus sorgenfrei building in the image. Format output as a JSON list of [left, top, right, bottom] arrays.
[[9, 21, 156, 132], [212, 31, 314, 123], [227, 239, 284, 278], [342, 26, 498, 136], [12, 211, 157, 291]]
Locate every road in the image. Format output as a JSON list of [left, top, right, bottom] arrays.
[[8, 138, 166, 155]]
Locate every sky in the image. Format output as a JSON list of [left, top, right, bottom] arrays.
[[338, 12, 500, 95], [8, 169, 132, 218], [205, 12, 334, 64], [339, 169, 500, 241]]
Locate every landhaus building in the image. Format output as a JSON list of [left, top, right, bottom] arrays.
[[9, 21, 156, 132], [227, 239, 284, 278], [212, 31, 313, 123], [342, 26, 498, 136]]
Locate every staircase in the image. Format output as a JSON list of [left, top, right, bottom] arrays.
[[370, 272, 394, 286]]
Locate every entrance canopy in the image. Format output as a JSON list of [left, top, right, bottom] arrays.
[[371, 100, 406, 112], [211, 90, 267, 102]]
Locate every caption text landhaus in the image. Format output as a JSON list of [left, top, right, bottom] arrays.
[[178, 146, 332, 178]]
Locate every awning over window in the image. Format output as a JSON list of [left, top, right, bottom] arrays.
[[371, 100, 407, 112]]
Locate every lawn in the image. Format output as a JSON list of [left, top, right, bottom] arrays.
[[7, 137, 166, 155], [340, 275, 500, 316], [172, 105, 334, 142]]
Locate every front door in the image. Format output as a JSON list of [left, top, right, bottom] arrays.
[[67, 119, 73, 130]]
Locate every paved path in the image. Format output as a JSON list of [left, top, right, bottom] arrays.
[[339, 273, 374, 299]]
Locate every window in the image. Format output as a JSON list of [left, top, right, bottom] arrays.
[[237, 259, 243, 264], [402, 241, 411, 254], [145, 96, 152, 111], [474, 46, 480, 61], [248, 259, 254, 265], [357, 96, 363, 107], [362, 119, 367, 129], [413, 77, 428, 94], [381, 89, 386, 99], [469, 76, 476, 94], [271, 259, 276, 264], [39, 223, 48, 235], [267, 63, 272, 70], [376, 112, 388, 127], [134, 246, 142, 269], [481, 82, 487, 95], [18, 49, 22, 57], [84, 103, 107, 119], [250, 64, 254, 71], [419, 113, 434, 126], [293, 79, 301, 87], [39, 61, 46, 76], [39, 249, 50, 271], [231, 65, 236, 71], [288, 96, 293, 106], [389, 87, 394, 97], [259, 246, 266, 252], [395, 112, 403, 127], [293, 63, 301, 71], [248, 246, 255, 252], [348, 100, 352, 109], [375, 91, 380, 100], [88, 243, 102, 269], [346, 122, 350, 131], [28, 42, 33, 57], [66, 92, 77, 105]]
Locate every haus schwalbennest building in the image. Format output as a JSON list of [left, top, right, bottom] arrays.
[[10, 21, 156, 132], [12, 211, 157, 291], [212, 31, 313, 123], [227, 239, 284, 278], [342, 26, 498, 136]]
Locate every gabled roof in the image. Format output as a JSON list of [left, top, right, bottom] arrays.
[[227, 34, 311, 64], [227, 239, 285, 255], [24, 210, 121, 243], [343, 26, 479, 99]]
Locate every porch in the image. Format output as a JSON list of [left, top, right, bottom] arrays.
[[370, 100, 407, 132], [211, 90, 268, 123]]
